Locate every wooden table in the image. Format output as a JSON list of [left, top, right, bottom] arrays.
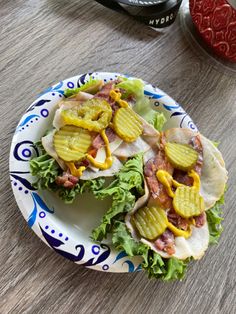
[[1, 1, 236, 313]]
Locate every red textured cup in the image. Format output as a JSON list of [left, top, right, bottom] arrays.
[[189, 0, 236, 62]]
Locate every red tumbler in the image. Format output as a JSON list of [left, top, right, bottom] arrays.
[[189, 0, 236, 62]]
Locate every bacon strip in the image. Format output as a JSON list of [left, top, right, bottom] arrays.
[[167, 209, 189, 231], [55, 172, 79, 189], [194, 212, 206, 228], [92, 127, 117, 150], [95, 81, 120, 115], [154, 229, 175, 255], [144, 135, 173, 209]]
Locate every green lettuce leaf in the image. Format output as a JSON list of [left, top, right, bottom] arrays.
[[144, 110, 167, 131], [162, 257, 189, 281], [206, 193, 225, 244], [30, 141, 105, 203], [56, 178, 105, 204], [211, 141, 220, 147], [55, 183, 81, 204], [30, 143, 60, 190], [64, 78, 102, 97], [116, 77, 145, 100], [112, 221, 147, 256], [116, 78, 151, 116], [80, 177, 106, 194], [112, 221, 189, 280], [91, 153, 144, 242]]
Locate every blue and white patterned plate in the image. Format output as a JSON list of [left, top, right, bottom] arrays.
[[9, 72, 197, 273]]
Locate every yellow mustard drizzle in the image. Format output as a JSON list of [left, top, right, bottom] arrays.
[[166, 221, 192, 238], [188, 169, 201, 191], [86, 129, 113, 170], [66, 162, 86, 177], [109, 89, 128, 108], [156, 170, 175, 198], [155, 169, 202, 239], [189, 217, 196, 226], [156, 169, 201, 198]]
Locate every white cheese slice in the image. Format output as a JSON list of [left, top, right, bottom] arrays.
[[89, 137, 123, 172], [113, 136, 150, 158], [81, 156, 123, 180]]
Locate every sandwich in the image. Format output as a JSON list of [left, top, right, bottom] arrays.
[[30, 75, 227, 280]]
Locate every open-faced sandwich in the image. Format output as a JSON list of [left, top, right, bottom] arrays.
[[30, 76, 228, 280]]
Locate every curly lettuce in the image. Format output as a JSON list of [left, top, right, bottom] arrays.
[[116, 78, 151, 116], [30, 141, 105, 204], [91, 152, 190, 280], [64, 78, 102, 97], [111, 190, 226, 281], [112, 221, 189, 280], [145, 110, 167, 132], [30, 142, 60, 190], [206, 193, 225, 244], [91, 153, 144, 242]]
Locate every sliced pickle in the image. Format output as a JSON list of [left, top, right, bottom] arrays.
[[54, 125, 91, 161], [113, 107, 143, 142], [165, 142, 198, 171], [61, 98, 112, 132], [173, 186, 205, 218], [132, 206, 168, 240]]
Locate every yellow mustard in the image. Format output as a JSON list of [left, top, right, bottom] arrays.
[[188, 169, 201, 191], [155, 169, 202, 238], [109, 89, 128, 108], [66, 163, 86, 177], [86, 129, 113, 170], [166, 221, 192, 238], [156, 169, 201, 198]]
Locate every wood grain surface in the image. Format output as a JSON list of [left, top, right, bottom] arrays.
[[1, 1, 236, 313]]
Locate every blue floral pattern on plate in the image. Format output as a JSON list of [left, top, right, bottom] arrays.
[[9, 72, 198, 273]]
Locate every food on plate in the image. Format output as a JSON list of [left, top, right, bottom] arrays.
[[30, 75, 228, 280], [125, 128, 227, 265]]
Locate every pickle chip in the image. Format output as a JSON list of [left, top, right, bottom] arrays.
[[61, 98, 112, 132], [54, 125, 91, 161], [165, 142, 198, 171], [173, 186, 205, 218], [113, 107, 143, 142], [132, 206, 168, 240]]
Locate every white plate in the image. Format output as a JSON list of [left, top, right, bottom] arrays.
[[9, 72, 197, 273]]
